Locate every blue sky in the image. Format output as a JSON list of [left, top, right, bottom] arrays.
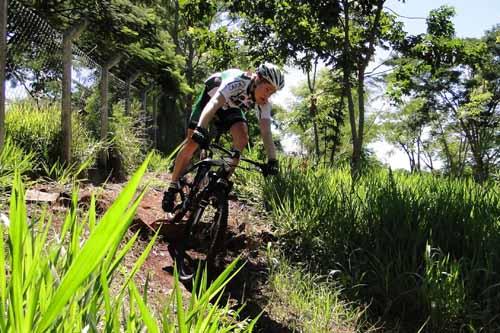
[[385, 0, 499, 38], [274, 0, 499, 169]]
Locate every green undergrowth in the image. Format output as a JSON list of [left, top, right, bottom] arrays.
[[260, 158, 500, 331], [5, 101, 98, 171], [0, 155, 260, 332], [265, 247, 374, 333], [0, 137, 35, 190]]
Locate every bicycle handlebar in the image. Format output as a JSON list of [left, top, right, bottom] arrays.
[[206, 143, 267, 172]]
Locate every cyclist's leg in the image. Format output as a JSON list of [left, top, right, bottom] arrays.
[[171, 85, 211, 183], [163, 89, 208, 212], [226, 108, 249, 175], [230, 121, 249, 154], [213, 108, 248, 175], [170, 127, 196, 183], [216, 120, 247, 177], [163, 128, 198, 212]]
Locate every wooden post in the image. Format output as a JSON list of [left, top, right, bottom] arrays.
[[125, 71, 140, 116], [99, 54, 122, 168], [152, 93, 156, 148], [153, 92, 163, 149], [0, 0, 7, 150], [61, 19, 87, 164], [141, 84, 153, 134]]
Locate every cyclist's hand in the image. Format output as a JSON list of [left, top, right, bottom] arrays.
[[191, 126, 210, 149], [263, 159, 279, 177]]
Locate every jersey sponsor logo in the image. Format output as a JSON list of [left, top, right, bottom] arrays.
[[229, 94, 250, 109], [227, 81, 245, 92]]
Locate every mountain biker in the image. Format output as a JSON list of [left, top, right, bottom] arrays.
[[162, 63, 285, 213]]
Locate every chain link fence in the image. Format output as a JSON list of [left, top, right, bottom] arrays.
[[6, 0, 141, 105], [2, 0, 163, 174]]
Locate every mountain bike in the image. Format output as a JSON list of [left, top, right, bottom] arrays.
[[167, 143, 268, 280]]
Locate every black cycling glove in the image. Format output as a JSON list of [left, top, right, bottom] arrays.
[[264, 159, 279, 176], [191, 126, 210, 149]]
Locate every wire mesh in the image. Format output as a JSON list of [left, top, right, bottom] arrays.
[[5, 0, 139, 112]]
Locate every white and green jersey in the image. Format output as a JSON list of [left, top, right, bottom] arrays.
[[192, 69, 272, 121]]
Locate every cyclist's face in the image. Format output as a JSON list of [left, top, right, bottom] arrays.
[[254, 80, 277, 105]]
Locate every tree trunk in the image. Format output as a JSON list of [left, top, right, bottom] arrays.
[[306, 62, 320, 163], [352, 69, 366, 175], [341, 0, 358, 178], [471, 149, 487, 183], [173, 0, 180, 54], [400, 143, 415, 172], [0, 0, 6, 150], [437, 122, 455, 176], [310, 98, 320, 162], [342, 0, 385, 179], [184, 36, 195, 130]]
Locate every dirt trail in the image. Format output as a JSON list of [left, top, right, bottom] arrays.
[[24, 173, 289, 332]]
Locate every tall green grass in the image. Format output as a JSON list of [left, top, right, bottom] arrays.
[[0, 138, 35, 190], [262, 158, 500, 331], [0, 157, 259, 332], [5, 101, 98, 170], [108, 103, 147, 175], [265, 247, 372, 333], [84, 92, 147, 176]]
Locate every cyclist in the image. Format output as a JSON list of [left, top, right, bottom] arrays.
[[162, 63, 285, 213]]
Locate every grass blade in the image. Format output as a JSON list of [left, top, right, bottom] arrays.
[[36, 154, 151, 332]]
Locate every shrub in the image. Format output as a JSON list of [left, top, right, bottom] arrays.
[[5, 101, 98, 171]]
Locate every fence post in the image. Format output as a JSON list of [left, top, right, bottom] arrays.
[[141, 84, 154, 140], [0, 0, 7, 150], [153, 92, 163, 149], [99, 54, 122, 168], [125, 71, 140, 116], [61, 19, 87, 164], [141, 85, 151, 115]]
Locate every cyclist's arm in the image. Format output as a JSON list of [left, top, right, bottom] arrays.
[[259, 118, 277, 160], [197, 92, 226, 128]]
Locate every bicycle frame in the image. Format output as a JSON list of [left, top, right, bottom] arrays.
[[169, 143, 266, 280]]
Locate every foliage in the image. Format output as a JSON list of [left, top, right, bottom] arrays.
[[263, 158, 500, 331], [0, 157, 259, 332], [0, 138, 35, 190], [17, 0, 186, 94], [162, 258, 260, 332], [5, 101, 98, 173], [265, 248, 371, 332], [387, 8, 499, 181], [147, 150, 174, 173], [379, 98, 437, 172], [108, 103, 148, 176], [228, 0, 341, 67], [82, 91, 147, 177], [281, 68, 348, 164]]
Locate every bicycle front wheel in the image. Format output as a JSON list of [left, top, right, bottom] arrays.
[[206, 190, 229, 266]]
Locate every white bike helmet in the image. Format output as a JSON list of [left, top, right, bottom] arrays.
[[256, 63, 285, 90]]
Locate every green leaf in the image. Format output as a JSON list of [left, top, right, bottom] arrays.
[[174, 264, 188, 333], [129, 281, 160, 333], [36, 154, 151, 332]]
